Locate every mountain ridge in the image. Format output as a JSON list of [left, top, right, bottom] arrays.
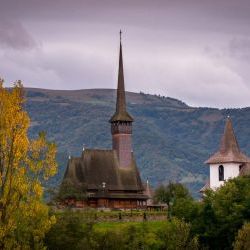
[[24, 88, 250, 195]]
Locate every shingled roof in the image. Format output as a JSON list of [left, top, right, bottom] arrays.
[[205, 117, 250, 164], [109, 32, 134, 122], [63, 149, 144, 192]]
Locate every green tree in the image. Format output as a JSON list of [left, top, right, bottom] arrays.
[[154, 182, 193, 219], [45, 211, 96, 250], [157, 218, 199, 250], [171, 196, 199, 222], [234, 222, 250, 250], [154, 183, 192, 205], [56, 179, 87, 201], [45, 212, 199, 250], [0, 80, 57, 249], [193, 176, 250, 250]]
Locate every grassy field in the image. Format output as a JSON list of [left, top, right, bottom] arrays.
[[54, 209, 167, 222], [94, 220, 167, 232]]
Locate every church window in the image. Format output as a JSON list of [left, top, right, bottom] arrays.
[[239, 165, 243, 172], [219, 165, 224, 181]]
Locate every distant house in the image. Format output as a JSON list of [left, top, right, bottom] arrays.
[[60, 34, 149, 209], [201, 117, 250, 192]]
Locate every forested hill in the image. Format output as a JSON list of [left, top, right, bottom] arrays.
[[24, 88, 250, 195]]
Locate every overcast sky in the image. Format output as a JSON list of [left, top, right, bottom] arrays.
[[0, 0, 250, 108]]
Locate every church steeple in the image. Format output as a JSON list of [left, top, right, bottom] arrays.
[[110, 31, 133, 123], [205, 117, 250, 164], [219, 117, 240, 155], [110, 31, 133, 168]]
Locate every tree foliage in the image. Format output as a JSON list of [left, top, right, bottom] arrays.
[[192, 176, 250, 250], [234, 222, 250, 250], [45, 211, 96, 250], [154, 178, 250, 250], [0, 80, 57, 249], [154, 182, 194, 219], [156, 218, 199, 250], [45, 212, 199, 250], [154, 182, 192, 205], [56, 179, 87, 201]]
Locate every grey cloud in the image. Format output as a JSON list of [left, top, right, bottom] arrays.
[[0, 20, 37, 50], [1, 0, 250, 108], [1, 1, 250, 29], [228, 37, 250, 62]]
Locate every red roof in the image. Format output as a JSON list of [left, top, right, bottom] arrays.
[[205, 117, 250, 164]]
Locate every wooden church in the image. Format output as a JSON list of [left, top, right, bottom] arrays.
[[60, 34, 148, 209]]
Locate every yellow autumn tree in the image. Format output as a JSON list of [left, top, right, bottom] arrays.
[[0, 79, 57, 249]]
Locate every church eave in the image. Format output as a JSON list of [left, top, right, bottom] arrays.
[[205, 152, 250, 164], [109, 112, 134, 123]]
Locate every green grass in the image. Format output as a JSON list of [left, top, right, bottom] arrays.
[[94, 220, 167, 232], [53, 210, 167, 220]]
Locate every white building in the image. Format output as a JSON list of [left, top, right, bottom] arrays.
[[202, 117, 250, 191]]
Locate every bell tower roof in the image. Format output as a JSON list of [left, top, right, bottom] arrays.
[[110, 31, 133, 123], [219, 117, 240, 154], [205, 117, 250, 164]]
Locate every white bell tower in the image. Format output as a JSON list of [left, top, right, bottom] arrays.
[[204, 117, 250, 190]]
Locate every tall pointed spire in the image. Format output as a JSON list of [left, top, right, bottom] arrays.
[[205, 117, 250, 164], [116, 30, 126, 114], [110, 31, 133, 122], [219, 117, 240, 154]]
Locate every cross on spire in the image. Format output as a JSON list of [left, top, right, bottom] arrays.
[[120, 30, 122, 43]]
